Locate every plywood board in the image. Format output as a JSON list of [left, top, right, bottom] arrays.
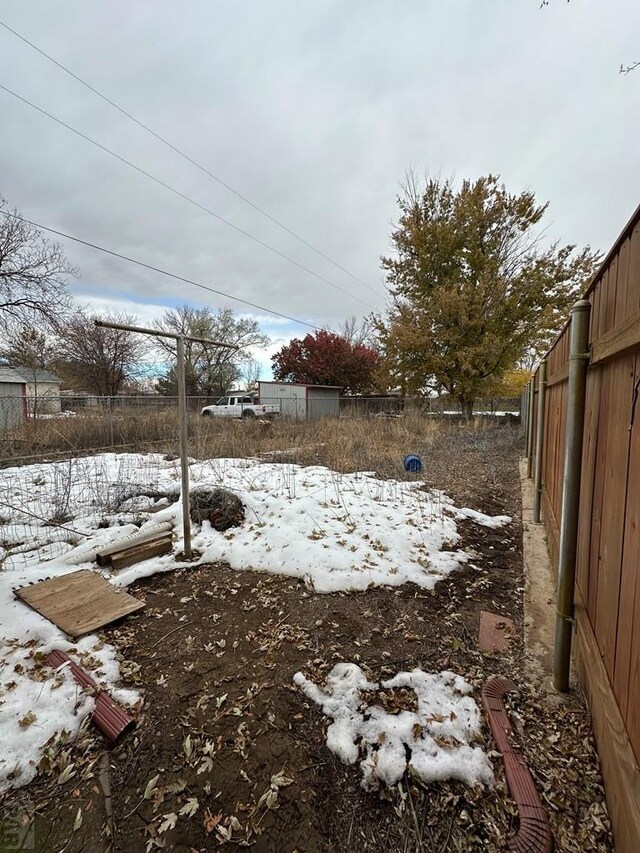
[[14, 569, 145, 638]]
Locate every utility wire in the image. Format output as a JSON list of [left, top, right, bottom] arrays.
[[0, 209, 322, 331], [0, 18, 384, 299], [0, 82, 376, 311]]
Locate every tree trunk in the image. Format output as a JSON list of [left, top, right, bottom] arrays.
[[459, 396, 474, 420]]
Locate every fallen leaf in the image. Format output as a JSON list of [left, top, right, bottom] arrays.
[[144, 774, 160, 800], [203, 809, 222, 834], [18, 711, 37, 728], [179, 797, 199, 818], [158, 813, 177, 834]]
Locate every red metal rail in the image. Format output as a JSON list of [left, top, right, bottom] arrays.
[[47, 649, 135, 742], [482, 677, 553, 853]]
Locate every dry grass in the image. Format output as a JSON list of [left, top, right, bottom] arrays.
[[0, 407, 510, 480]]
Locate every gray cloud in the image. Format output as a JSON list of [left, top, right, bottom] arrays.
[[1, 0, 639, 334]]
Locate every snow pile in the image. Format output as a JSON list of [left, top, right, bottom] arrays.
[[1, 454, 510, 594], [294, 664, 493, 790]]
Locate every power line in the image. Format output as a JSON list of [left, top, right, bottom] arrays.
[[0, 209, 322, 330], [0, 18, 385, 299], [0, 82, 377, 311]]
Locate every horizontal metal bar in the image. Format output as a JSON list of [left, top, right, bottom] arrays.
[[94, 319, 238, 348]]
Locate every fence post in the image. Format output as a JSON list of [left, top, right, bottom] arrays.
[[108, 396, 114, 447], [553, 299, 591, 692], [526, 375, 535, 478], [533, 359, 547, 523], [176, 336, 192, 559]]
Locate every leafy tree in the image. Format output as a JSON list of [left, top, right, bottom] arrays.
[[153, 305, 268, 397], [377, 175, 600, 417], [54, 309, 145, 395], [0, 197, 74, 332], [271, 330, 381, 393]]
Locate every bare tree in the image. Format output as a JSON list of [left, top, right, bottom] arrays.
[[241, 358, 262, 391], [337, 315, 379, 349], [153, 305, 268, 397], [54, 309, 146, 395], [0, 198, 75, 332]]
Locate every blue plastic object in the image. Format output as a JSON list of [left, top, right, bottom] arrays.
[[403, 454, 422, 473]]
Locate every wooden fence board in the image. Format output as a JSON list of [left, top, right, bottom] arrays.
[[594, 355, 635, 678], [575, 588, 640, 853], [626, 537, 640, 765], [539, 206, 640, 851], [615, 239, 631, 328], [628, 222, 640, 315], [614, 349, 640, 746], [597, 271, 609, 340], [576, 366, 602, 606], [588, 361, 612, 623]]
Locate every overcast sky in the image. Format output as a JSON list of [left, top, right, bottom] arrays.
[[1, 1, 639, 375]]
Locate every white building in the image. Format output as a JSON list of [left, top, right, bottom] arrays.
[[11, 368, 62, 416], [258, 381, 340, 419]]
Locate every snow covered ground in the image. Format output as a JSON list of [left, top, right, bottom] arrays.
[[0, 453, 510, 791], [294, 664, 494, 789]]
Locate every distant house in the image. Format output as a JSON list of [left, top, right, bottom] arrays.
[[10, 367, 62, 416], [258, 381, 341, 419], [0, 366, 27, 429]]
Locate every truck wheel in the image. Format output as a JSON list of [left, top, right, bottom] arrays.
[[241, 409, 256, 419]]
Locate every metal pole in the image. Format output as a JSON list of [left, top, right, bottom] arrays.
[[526, 375, 535, 478], [520, 384, 528, 439], [553, 299, 591, 692], [176, 336, 191, 559], [108, 396, 114, 447], [533, 359, 547, 523]]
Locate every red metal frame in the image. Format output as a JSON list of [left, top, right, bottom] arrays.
[[47, 650, 135, 743], [482, 677, 553, 853]]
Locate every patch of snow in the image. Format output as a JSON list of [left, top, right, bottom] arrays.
[[294, 663, 493, 790], [454, 507, 512, 528]]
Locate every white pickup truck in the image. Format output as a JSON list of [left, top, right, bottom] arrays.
[[200, 394, 280, 420]]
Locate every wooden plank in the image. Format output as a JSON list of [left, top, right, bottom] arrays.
[[96, 531, 173, 566], [15, 569, 145, 638], [542, 488, 560, 573], [95, 522, 174, 564], [110, 537, 173, 571], [627, 222, 640, 316], [614, 349, 640, 736], [615, 238, 631, 327], [594, 355, 635, 678], [591, 310, 640, 365], [626, 515, 640, 765], [545, 364, 569, 387], [605, 255, 619, 335], [588, 361, 611, 623], [575, 588, 640, 853], [576, 366, 602, 605]]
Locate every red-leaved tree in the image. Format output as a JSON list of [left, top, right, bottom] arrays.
[[271, 330, 381, 393]]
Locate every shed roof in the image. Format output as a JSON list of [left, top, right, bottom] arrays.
[[11, 367, 61, 384], [0, 366, 27, 385], [259, 380, 341, 390]]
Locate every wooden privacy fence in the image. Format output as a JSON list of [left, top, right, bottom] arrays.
[[524, 204, 640, 852]]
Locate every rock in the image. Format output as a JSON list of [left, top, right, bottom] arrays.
[[189, 487, 245, 531]]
